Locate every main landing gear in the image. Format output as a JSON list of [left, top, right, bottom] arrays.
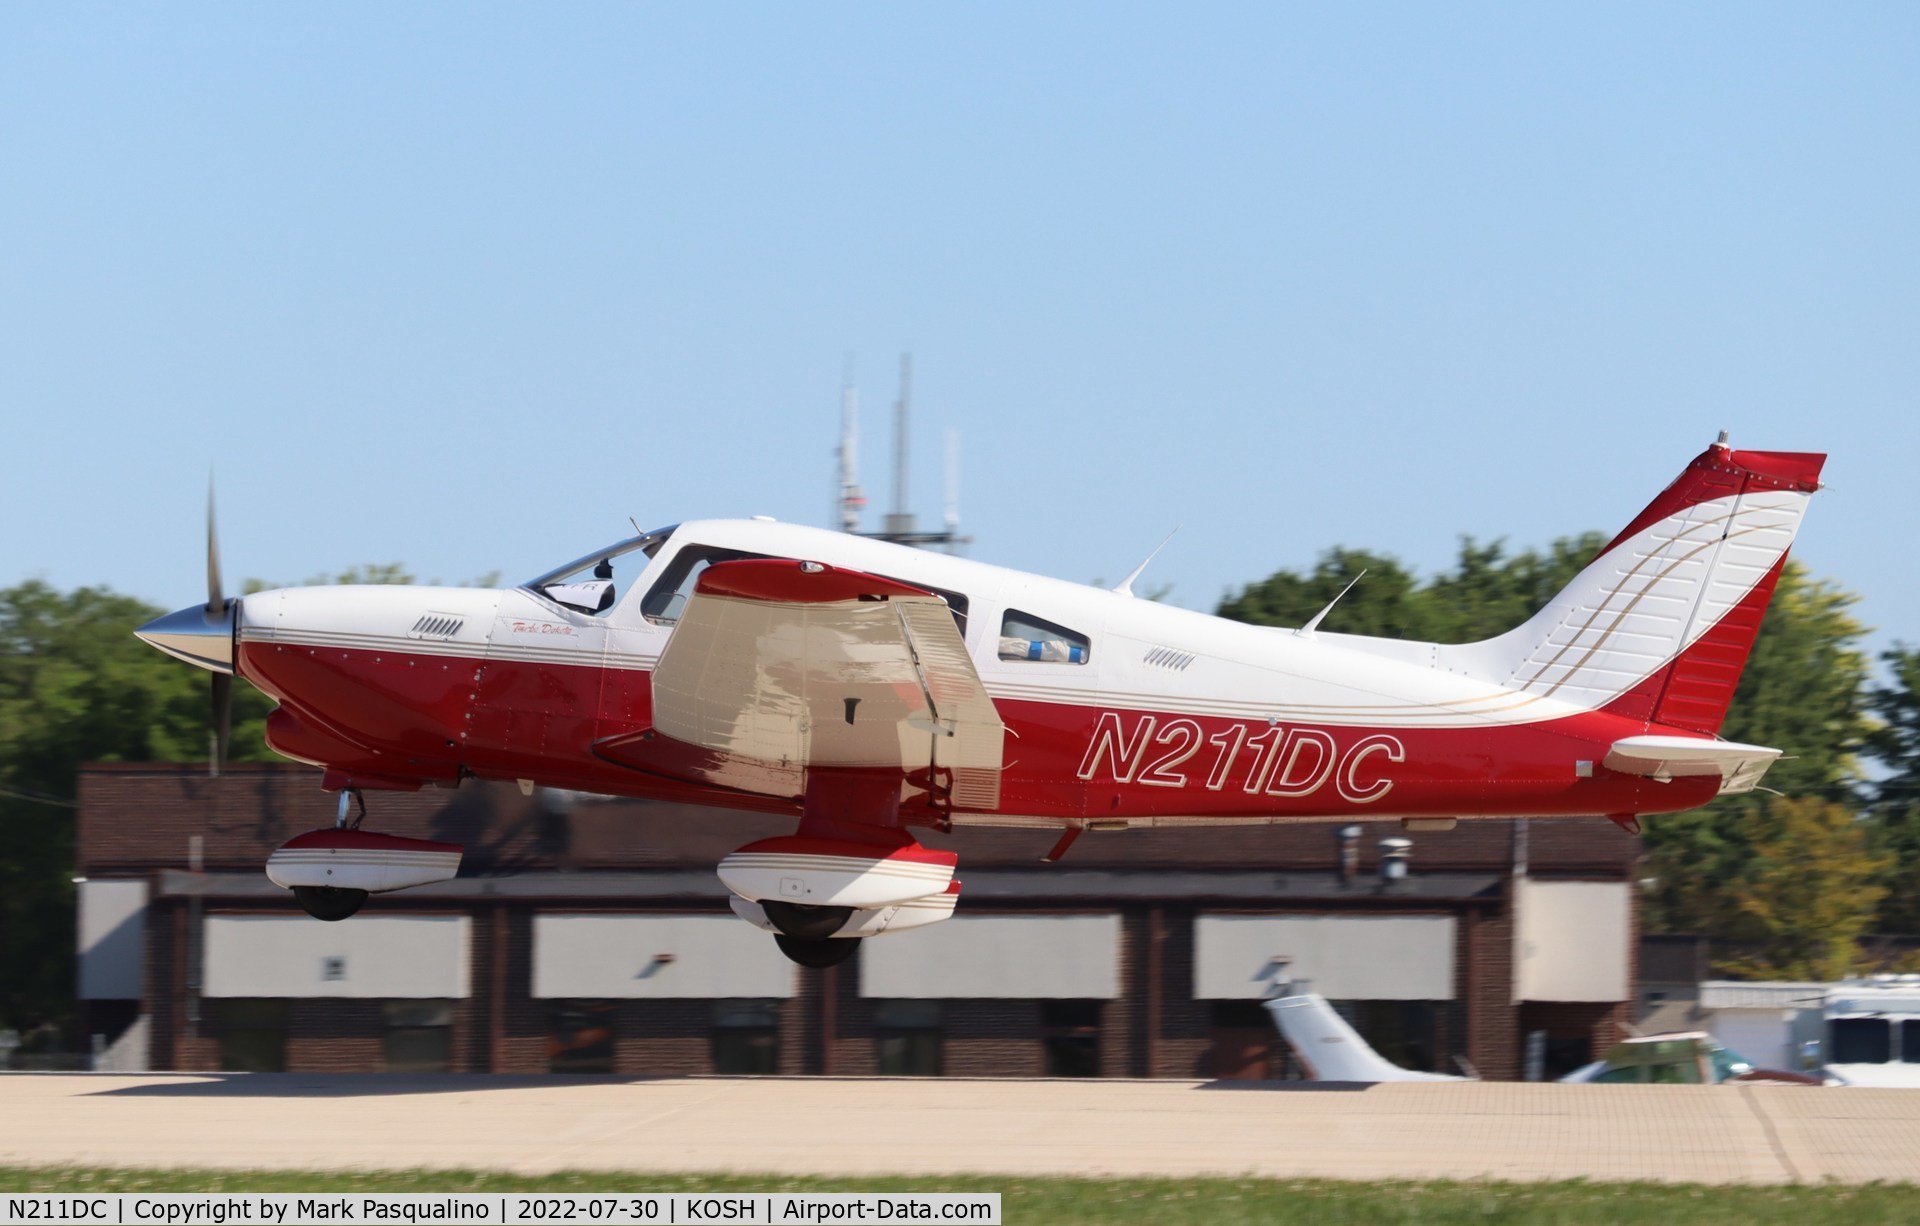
[[266, 787, 465, 922], [719, 771, 966, 967], [293, 885, 368, 922], [294, 790, 371, 921], [773, 933, 860, 969]]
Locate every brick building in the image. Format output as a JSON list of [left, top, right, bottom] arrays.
[[75, 763, 1637, 1080]]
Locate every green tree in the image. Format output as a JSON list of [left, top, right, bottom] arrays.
[[1218, 548, 1431, 638], [1711, 797, 1890, 981], [1422, 533, 1608, 642], [1866, 645, 1920, 933], [1222, 541, 1874, 958], [0, 564, 490, 1038], [1218, 534, 1607, 644], [0, 582, 280, 1036], [1640, 563, 1871, 936]]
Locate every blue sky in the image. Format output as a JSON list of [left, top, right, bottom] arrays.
[[4, 5, 1916, 655]]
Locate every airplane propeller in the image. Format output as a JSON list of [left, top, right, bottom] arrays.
[[207, 482, 231, 773], [133, 479, 241, 775]]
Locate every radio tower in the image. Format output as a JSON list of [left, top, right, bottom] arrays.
[[834, 361, 865, 533], [835, 354, 970, 553]]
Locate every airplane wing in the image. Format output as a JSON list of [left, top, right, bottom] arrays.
[[626, 558, 1004, 809], [1603, 734, 1782, 795]]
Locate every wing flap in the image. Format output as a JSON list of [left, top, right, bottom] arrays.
[[647, 559, 1005, 805], [1603, 734, 1782, 795]]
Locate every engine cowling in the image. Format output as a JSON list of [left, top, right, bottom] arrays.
[[266, 829, 464, 894]]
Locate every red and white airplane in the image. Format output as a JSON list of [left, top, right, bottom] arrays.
[[136, 438, 1823, 967]]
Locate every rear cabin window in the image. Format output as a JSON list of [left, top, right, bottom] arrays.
[[999, 609, 1090, 664]]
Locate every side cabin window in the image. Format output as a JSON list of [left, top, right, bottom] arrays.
[[643, 548, 973, 637], [881, 575, 969, 639], [999, 609, 1090, 665], [641, 545, 771, 625]]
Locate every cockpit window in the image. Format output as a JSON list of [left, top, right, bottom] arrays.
[[999, 609, 1090, 664], [525, 526, 676, 616]]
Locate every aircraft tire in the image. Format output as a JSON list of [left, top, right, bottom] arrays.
[[774, 933, 860, 969], [760, 900, 855, 940], [292, 885, 369, 922]]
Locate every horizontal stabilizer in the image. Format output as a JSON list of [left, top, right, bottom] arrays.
[[1603, 734, 1781, 795]]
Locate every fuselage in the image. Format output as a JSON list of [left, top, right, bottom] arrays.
[[235, 517, 1716, 827]]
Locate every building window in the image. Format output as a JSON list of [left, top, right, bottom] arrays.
[[1831, 1017, 1891, 1064], [549, 1001, 616, 1074], [873, 1000, 943, 1076], [212, 999, 287, 1073], [384, 1000, 454, 1073], [1041, 1000, 1102, 1077], [712, 1000, 781, 1074], [1332, 1000, 1440, 1073], [1206, 1001, 1273, 1080], [999, 610, 1091, 664]]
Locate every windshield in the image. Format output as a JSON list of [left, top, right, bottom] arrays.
[[523, 525, 677, 616]]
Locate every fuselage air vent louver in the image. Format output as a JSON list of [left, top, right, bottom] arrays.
[[408, 613, 466, 640], [1142, 646, 1195, 672]]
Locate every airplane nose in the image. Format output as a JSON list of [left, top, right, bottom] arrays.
[[134, 600, 238, 674]]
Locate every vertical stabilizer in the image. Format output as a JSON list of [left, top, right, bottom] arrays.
[[1445, 440, 1825, 733], [1264, 993, 1467, 1082]]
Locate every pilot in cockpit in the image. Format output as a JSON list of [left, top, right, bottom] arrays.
[[543, 558, 616, 615]]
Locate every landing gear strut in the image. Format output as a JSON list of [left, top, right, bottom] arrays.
[[774, 934, 858, 969]]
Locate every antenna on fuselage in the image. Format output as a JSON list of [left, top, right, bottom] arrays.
[[1113, 528, 1180, 597], [1297, 569, 1368, 637]]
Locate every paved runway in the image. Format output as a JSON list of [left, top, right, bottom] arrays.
[[4, 1074, 1919, 1185]]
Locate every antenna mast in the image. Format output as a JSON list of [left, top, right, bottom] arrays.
[[887, 354, 914, 537], [944, 428, 961, 552], [836, 352, 971, 553], [835, 359, 865, 533]]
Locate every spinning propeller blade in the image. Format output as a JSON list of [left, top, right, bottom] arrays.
[[207, 478, 230, 776]]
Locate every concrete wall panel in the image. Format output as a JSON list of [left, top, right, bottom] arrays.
[[861, 916, 1121, 999], [1194, 914, 1456, 1000], [533, 914, 794, 999]]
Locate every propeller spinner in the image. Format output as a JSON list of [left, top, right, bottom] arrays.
[[133, 481, 238, 770]]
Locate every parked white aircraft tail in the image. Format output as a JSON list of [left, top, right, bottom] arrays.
[[1263, 993, 1469, 1083]]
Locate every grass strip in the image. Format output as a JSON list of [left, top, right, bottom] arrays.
[[2, 1166, 1918, 1225]]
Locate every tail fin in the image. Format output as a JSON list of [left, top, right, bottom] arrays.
[[1448, 440, 1825, 733], [1263, 993, 1467, 1082]]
